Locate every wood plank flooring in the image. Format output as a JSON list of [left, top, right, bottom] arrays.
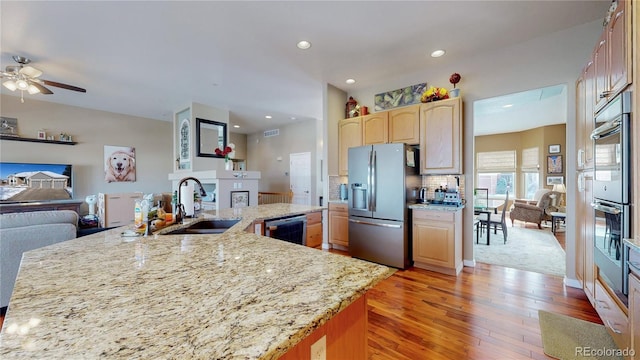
[[1, 227, 595, 360]]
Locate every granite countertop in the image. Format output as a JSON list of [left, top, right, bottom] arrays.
[[0, 204, 394, 359], [408, 203, 466, 211]]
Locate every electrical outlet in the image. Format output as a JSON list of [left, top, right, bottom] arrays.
[[310, 335, 326, 360]]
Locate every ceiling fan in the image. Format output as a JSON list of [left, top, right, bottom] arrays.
[[1, 55, 86, 103]]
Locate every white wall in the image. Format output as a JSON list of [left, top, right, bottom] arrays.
[[246, 120, 317, 201], [1, 94, 173, 214]]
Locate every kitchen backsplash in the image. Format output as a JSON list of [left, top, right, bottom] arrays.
[[329, 174, 466, 202]]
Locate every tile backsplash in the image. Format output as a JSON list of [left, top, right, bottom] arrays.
[[328, 174, 466, 202]]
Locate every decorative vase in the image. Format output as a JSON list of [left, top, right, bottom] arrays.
[[450, 88, 460, 98], [225, 160, 232, 171]]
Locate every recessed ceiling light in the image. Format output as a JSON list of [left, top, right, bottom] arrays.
[[290, 117, 296, 120], [296, 40, 311, 50], [265, 115, 272, 119], [346, 79, 356, 84], [233, 125, 240, 128], [503, 104, 513, 108], [430, 49, 446, 58]]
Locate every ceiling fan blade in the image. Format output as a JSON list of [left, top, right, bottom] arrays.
[[29, 81, 54, 95], [19, 65, 43, 78], [42, 79, 86, 93]]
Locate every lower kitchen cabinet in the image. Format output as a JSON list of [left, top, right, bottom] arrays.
[[329, 202, 349, 249], [411, 209, 462, 276], [630, 273, 640, 359], [594, 279, 630, 352], [306, 211, 323, 248]]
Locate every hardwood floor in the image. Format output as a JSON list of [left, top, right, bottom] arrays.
[[0, 228, 590, 360]]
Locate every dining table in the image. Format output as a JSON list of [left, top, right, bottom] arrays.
[[473, 199, 505, 245]]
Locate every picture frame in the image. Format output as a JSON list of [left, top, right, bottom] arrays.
[[231, 191, 249, 208], [374, 83, 427, 111], [547, 176, 564, 186], [547, 155, 563, 174], [37, 130, 46, 140], [548, 144, 561, 154]]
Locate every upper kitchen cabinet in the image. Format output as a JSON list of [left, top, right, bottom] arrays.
[[389, 104, 420, 145], [419, 97, 463, 174], [338, 117, 363, 175], [594, 0, 631, 112], [362, 112, 389, 145], [576, 59, 596, 171]]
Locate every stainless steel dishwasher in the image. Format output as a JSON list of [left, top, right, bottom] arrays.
[[264, 215, 307, 245]]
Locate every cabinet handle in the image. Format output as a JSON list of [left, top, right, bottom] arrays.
[[614, 10, 623, 20], [599, 40, 606, 46], [606, 320, 622, 334], [596, 299, 610, 309], [599, 91, 612, 99]]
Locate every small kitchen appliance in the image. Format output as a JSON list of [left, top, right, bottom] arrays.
[[340, 183, 348, 200], [418, 187, 428, 203]]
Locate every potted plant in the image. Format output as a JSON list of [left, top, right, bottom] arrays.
[[449, 73, 461, 97]]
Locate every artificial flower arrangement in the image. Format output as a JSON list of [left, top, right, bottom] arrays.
[[421, 86, 449, 103], [449, 73, 461, 88], [215, 145, 234, 162]]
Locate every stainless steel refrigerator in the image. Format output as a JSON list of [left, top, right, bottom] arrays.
[[348, 143, 420, 269]]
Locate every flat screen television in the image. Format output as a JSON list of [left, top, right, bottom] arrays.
[[0, 162, 73, 203]]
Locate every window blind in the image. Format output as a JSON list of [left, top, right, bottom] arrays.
[[521, 147, 539, 171], [477, 150, 516, 172]]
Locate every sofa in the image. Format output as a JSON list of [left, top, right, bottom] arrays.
[[0, 210, 78, 308]]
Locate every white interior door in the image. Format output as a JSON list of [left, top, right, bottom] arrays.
[[290, 152, 311, 205]]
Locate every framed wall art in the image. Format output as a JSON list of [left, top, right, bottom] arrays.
[[547, 176, 564, 185], [548, 144, 561, 154], [547, 155, 563, 174], [231, 191, 249, 208]]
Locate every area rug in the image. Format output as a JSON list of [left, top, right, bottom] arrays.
[[474, 225, 566, 276], [539, 310, 622, 360]]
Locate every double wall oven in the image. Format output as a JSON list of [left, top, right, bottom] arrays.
[[590, 91, 632, 305]]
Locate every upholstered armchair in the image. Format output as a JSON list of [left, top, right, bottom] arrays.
[[509, 190, 559, 229]]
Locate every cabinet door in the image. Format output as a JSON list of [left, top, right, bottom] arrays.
[[593, 31, 608, 111], [630, 273, 640, 359], [362, 113, 388, 145], [608, 0, 630, 97], [389, 105, 419, 144], [338, 118, 363, 176], [583, 171, 595, 301], [583, 58, 595, 169], [420, 97, 462, 174], [576, 73, 586, 171], [329, 208, 349, 247], [413, 219, 454, 268]]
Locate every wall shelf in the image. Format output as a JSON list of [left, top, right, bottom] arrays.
[[0, 135, 77, 145]]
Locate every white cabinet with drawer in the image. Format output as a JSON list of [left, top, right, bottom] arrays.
[[98, 192, 143, 228]]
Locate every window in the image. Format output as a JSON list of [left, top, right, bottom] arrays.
[[476, 150, 515, 197], [521, 147, 540, 199]]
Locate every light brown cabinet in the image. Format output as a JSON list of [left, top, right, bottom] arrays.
[[419, 97, 462, 174], [362, 112, 389, 145], [576, 171, 595, 302], [594, 279, 630, 351], [98, 192, 143, 228], [389, 105, 420, 144], [329, 202, 349, 249], [576, 60, 595, 171], [630, 271, 640, 359], [412, 209, 462, 276], [338, 117, 363, 175], [306, 211, 323, 248], [594, 0, 631, 111]]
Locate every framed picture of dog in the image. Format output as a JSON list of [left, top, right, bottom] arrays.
[[104, 145, 136, 182]]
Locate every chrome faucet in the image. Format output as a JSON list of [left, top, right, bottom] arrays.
[[176, 177, 207, 223]]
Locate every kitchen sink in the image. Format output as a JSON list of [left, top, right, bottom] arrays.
[[165, 219, 240, 235]]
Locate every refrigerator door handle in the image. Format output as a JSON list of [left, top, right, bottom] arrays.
[[370, 150, 376, 211], [367, 150, 373, 211], [349, 219, 402, 228]]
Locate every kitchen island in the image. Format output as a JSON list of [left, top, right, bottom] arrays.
[[0, 204, 393, 359]]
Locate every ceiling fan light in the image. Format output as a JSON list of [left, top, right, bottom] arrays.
[[27, 85, 41, 95], [2, 80, 17, 91], [16, 79, 29, 90]]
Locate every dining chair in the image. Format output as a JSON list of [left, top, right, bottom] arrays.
[[480, 191, 509, 243]]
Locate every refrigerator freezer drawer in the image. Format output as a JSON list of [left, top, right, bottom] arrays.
[[348, 217, 410, 269]]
